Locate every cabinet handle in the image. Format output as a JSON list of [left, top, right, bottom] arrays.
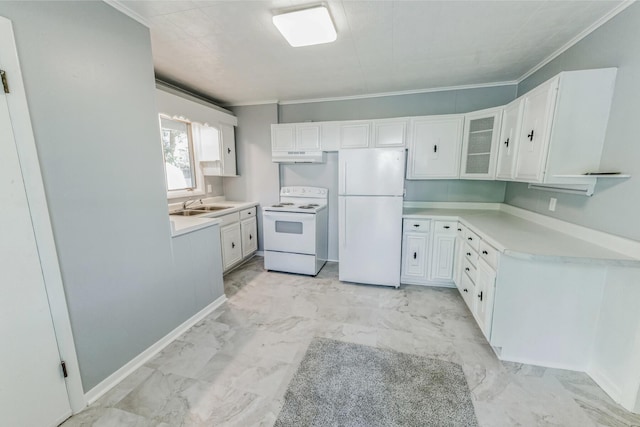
[[482, 250, 488, 255], [443, 225, 450, 229], [527, 130, 534, 141], [413, 224, 420, 228], [504, 138, 509, 147], [457, 228, 462, 231], [249, 234, 253, 240], [231, 242, 235, 248], [478, 291, 483, 301], [466, 252, 471, 256], [465, 267, 470, 272], [227, 147, 232, 154], [468, 237, 473, 241], [463, 288, 468, 293], [433, 144, 438, 153], [413, 252, 417, 260]]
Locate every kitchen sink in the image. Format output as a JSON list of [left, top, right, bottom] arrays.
[[170, 210, 210, 216], [190, 205, 231, 211]]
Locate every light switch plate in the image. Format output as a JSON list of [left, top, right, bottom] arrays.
[[549, 197, 557, 211], [207, 184, 212, 193]]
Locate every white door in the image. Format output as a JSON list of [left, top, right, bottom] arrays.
[[430, 234, 456, 281], [401, 233, 429, 279], [514, 78, 559, 182], [339, 148, 405, 196], [475, 259, 497, 340], [407, 116, 464, 179], [241, 217, 258, 258], [0, 86, 72, 426], [495, 99, 523, 180], [220, 123, 236, 176], [221, 223, 242, 270], [339, 195, 403, 287], [340, 121, 371, 148]]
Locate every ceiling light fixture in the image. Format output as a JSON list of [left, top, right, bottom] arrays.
[[272, 5, 337, 47]]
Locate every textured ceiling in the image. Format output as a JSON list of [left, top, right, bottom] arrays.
[[118, 1, 627, 105]]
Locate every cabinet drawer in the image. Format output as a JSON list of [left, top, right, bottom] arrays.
[[240, 207, 256, 220], [479, 240, 499, 270], [460, 270, 475, 309], [463, 228, 480, 251], [463, 245, 478, 266], [463, 258, 477, 283], [403, 218, 431, 233], [434, 220, 457, 234], [218, 212, 240, 227]]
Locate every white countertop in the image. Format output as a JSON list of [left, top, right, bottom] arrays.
[[170, 200, 259, 237], [404, 207, 639, 266]]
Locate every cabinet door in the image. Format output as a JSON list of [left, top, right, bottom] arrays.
[[271, 124, 296, 151], [406, 116, 464, 179], [296, 124, 321, 150], [401, 232, 429, 281], [320, 122, 340, 151], [241, 217, 257, 258], [453, 233, 466, 289], [430, 233, 456, 281], [495, 100, 523, 180], [221, 223, 242, 270], [340, 121, 372, 148], [460, 108, 502, 179], [220, 123, 237, 176], [374, 119, 407, 147], [514, 78, 559, 182], [475, 259, 496, 339]]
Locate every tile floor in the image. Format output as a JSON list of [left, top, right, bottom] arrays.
[[62, 257, 640, 426]]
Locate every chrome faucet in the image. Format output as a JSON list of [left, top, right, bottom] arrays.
[[183, 198, 202, 210]]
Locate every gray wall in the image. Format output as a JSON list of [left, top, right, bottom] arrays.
[[0, 1, 223, 391], [225, 104, 280, 252], [279, 86, 515, 258], [505, 3, 640, 241]]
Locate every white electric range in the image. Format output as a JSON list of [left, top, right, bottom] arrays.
[[262, 186, 328, 276]]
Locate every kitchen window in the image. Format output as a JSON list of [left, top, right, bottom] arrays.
[[159, 115, 204, 198]]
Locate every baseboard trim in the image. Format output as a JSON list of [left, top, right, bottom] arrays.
[[84, 294, 227, 405], [588, 367, 624, 409]]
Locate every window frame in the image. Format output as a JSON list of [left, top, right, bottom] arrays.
[[159, 114, 205, 199]]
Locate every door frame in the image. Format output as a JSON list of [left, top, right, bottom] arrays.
[[0, 16, 86, 412]]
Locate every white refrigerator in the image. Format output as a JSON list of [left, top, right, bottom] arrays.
[[338, 148, 405, 287]]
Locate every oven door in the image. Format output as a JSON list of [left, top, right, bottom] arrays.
[[263, 210, 317, 255]]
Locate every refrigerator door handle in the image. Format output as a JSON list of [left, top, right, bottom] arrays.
[[342, 198, 347, 247]]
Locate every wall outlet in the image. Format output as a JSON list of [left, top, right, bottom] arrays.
[[207, 184, 212, 193], [549, 197, 557, 212]]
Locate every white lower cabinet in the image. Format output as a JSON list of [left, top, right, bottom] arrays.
[[219, 206, 258, 272], [241, 217, 257, 258], [221, 223, 242, 270], [401, 218, 457, 286], [429, 221, 457, 282], [400, 219, 430, 284], [474, 258, 496, 339]]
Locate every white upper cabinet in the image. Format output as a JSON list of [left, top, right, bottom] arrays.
[[373, 118, 407, 147], [340, 120, 372, 148], [320, 122, 341, 151], [460, 107, 502, 179], [495, 99, 524, 180], [197, 123, 237, 176], [271, 123, 321, 152], [514, 68, 617, 184], [406, 115, 464, 179]]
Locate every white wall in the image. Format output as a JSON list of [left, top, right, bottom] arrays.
[[505, 2, 640, 241], [0, 2, 225, 391]]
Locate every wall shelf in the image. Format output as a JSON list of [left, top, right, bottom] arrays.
[[529, 173, 630, 196]]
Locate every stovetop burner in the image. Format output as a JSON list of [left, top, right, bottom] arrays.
[[271, 204, 284, 207], [280, 202, 294, 205], [298, 205, 315, 209]]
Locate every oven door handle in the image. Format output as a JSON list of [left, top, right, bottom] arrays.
[[263, 211, 316, 221]]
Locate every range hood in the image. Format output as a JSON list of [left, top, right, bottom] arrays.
[[272, 151, 326, 163]]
